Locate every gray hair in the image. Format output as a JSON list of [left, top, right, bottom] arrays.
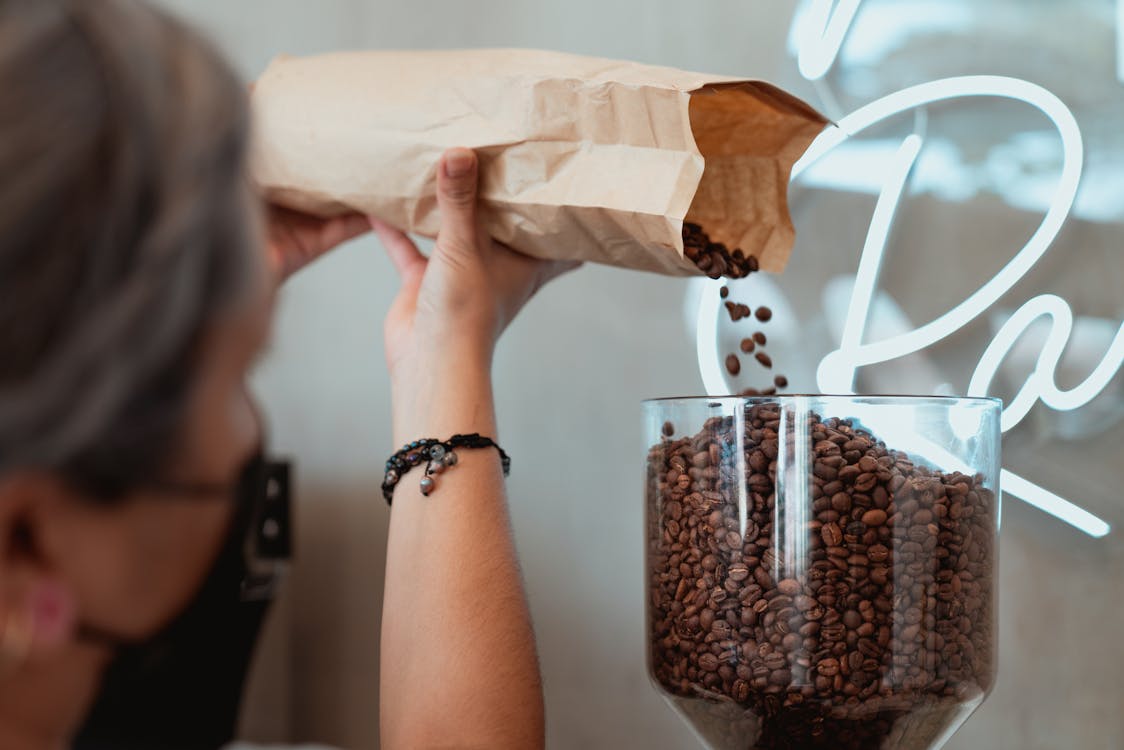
[[0, 0, 255, 498]]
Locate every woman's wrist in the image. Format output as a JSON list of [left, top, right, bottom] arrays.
[[388, 327, 494, 383], [389, 346, 498, 447]]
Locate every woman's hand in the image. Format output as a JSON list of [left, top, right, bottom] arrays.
[[376, 148, 565, 750], [266, 204, 371, 281], [375, 148, 577, 423]]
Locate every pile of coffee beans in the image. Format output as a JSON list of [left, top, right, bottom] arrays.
[[684, 222, 760, 280], [647, 403, 996, 749]]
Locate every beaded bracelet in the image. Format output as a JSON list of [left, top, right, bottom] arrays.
[[382, 433, 511, 505]]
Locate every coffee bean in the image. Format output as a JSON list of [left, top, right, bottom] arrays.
[[753, 331, 767, 345], [725, 354, 741, 376], [762, 652, 787, 671], [661, 421, 675, 437], [740, 338, 756, 353], [857, 638, 881, 658], [769, 668, 793, 686], [755, 352, 773, 369], [773, 375, 788, 388], [853, 473, 877, 492], [817, 658, 840, 677], [720, 286, 729, 299], [698, 652, 719, 672], [755, 306, 773, 322], [777, 578, 801, 596], [753, 566, 773, 589], [728, 564, 750, 582], [767, 595, 793, 613], [861, 509, 888, 527], [821, 522, 843, 547]]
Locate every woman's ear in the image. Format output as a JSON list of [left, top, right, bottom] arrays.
[[0, 473, 79, 659]]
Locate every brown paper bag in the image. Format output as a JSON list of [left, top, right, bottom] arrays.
[[251, 49, 827, 276]]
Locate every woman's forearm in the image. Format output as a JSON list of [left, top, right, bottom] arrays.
[[380, 356, 544, 750]]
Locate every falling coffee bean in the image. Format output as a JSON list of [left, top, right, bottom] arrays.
[[661, 421, 675, 438], [774, 375, 788, 389], [740, 338, 756, 354], [753, 331, 767, 345], [725, 354, 741, 376], [720, 286, 729, 299], [755, 352, 773, 369], [755, 306, 773, 322]]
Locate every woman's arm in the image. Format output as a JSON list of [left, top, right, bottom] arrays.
[[380, 362, 539, 750], [375, 148, 573, 750], [265, 147, 569, 748]]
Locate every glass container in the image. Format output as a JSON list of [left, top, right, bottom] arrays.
[[645, 396, 1001, 750]]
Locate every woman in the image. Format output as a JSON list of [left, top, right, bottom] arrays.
[[0, 0, 571, 748]]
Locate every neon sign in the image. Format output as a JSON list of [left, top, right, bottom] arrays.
[[790, 0, 862, 81], [1118, 0, 1124, 84], [696, 0, 1118, 537]]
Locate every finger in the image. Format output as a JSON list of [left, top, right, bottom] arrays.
[[434, 147, 479, 259], [318, 212, 372, 252], [528, 259, 582, 298], [540, 259, 583, 285], [372, 218, 426, 279], [493, 240, 581, 288]]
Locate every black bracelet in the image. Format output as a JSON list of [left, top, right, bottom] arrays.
[[382, 433, 511, 505]]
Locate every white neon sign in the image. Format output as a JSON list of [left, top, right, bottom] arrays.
[[799, 76, 1084, 378], [969, 295, 1124, 434], [831, 133, 922, 391], [791, 0, 863, 81], [1118, 0, 1124, 84], [696, 1, 1117, 538]]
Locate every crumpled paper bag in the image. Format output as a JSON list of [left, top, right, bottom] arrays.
[[252, 48, 828, 275]]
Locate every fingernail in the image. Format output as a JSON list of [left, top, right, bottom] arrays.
[[444, 148, 475, 177]]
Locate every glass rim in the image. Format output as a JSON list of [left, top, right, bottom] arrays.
[[642, 394, 1003, 408]]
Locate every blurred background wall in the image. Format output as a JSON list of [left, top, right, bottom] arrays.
[[151, 1, 1124, 748]]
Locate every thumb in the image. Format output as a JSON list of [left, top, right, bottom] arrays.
[[435, 147, 480, 259]]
